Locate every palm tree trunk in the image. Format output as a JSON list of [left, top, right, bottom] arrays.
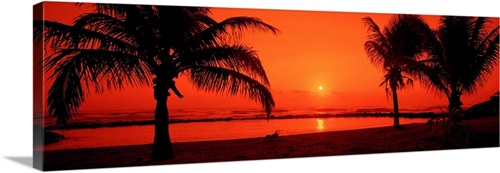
[[391, 85, 400, 128], [151, 85, 175, 161], [448, 92, 463, 113]]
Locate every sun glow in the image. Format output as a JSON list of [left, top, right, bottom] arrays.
[[318, 86, 323, 91], [316, 118, 325, 131]]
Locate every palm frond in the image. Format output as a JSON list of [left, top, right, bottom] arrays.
[[469, 17, 488, 48], [194, 14, 218, 26], [218, 16, 280, 34], [36, 19, 141, 55], [462, 32, 499, 95], [364, 41, 388, 69], [401, 75, 414, 89], [379, 76, 391, 100], [92, 3, 133, 20], [33, 20, 44, 43], [74, 13, 130, 38], [362, 17, 390, 51], [34, 20, 78, 48], [185, 7, 211, 15], [187, 66, 275, 117], [476, 25, 499, 53], [45, 48, 153, 126], [71, 12, 158, 56], [47, 59, 85, 127], [412, 57, 451, 97], [176, 44, 270, 85], [188, 16, 280, 49]]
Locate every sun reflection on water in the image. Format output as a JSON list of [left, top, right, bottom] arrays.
[[316, 118, 325, 131]]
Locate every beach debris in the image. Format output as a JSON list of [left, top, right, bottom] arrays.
[[264, 130, 280, 140]]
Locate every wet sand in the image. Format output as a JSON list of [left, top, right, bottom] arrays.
[[41, 116, 499, 171]]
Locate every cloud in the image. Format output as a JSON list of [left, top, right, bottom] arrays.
[[290, 89, 312, 94]]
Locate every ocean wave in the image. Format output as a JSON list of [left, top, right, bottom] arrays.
[[44, 112, 441, 130]]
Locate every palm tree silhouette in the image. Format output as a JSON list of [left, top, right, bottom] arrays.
[[420, 16, 499, 113], [363, 15, 433, 128], [34, 4, 279, 161]]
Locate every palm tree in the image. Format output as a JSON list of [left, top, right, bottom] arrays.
[[363, 15, 434, 128], [419, 16, 499, 113], [34, 3, 279, 161]]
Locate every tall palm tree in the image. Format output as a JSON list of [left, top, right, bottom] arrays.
[[34, 3, 279, 161], [420, 16, 499, 113], [363, 15, 434, 128]]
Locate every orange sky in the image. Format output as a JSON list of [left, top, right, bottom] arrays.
[[39, 2, 499, 112]]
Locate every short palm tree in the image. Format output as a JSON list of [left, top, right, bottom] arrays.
[[420, 16, 499, 113], [34, 4, 278, 161], [363, 15, 434, 128]]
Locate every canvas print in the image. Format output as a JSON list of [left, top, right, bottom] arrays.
[[33, 1, 499, 171]]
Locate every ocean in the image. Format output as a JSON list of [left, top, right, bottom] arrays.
[[36, 106, 443, 126], [37, 107, 437, 151]]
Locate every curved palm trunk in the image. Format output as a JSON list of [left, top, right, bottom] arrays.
[[391, 84, 400, 128], [151, 82, 174, 161]]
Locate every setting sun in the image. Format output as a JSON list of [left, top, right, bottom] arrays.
[[318, 86, 323, 91]]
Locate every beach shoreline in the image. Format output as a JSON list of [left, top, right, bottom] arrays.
[[41, 116, 499, 171]]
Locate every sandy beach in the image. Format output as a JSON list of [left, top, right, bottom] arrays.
[[41, 116, 499, 171]]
